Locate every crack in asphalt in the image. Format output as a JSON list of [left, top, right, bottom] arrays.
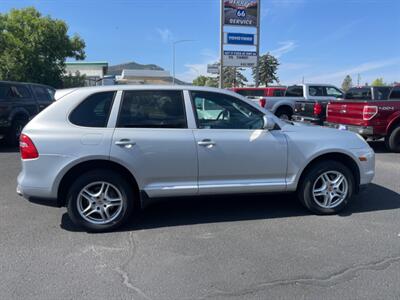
[[198, 255, 400, 299], [114, 232, 153, 300]]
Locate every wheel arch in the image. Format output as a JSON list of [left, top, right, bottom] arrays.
[[297, 152, 361, 193], [9, 108, 30, 122], [386, 114, 400, 135], [57, 159, 140, 207], [273, 103, 294, 115]]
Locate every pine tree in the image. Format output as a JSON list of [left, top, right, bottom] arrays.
[[341, 75, 353, 91], [252, 53, 279, 86]]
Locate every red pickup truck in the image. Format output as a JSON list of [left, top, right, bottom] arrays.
[[325, 86, 400, 152]]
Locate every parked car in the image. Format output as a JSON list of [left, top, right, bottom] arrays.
[[292, 84, 344, 125], [325, 86, 400, 152], [230, 86, 294, 119], [230, 86, 287, 98], [17, 85, 375, 232], [0, 81, 55, 145]]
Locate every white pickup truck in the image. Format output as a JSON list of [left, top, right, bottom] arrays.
[[235, 84, 344, 120]]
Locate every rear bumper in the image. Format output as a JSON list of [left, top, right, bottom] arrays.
[[324, 122, 374, 136], [292, 115, 323, 125]]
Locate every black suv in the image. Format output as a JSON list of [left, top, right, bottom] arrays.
[[0, 81, 55, 145]]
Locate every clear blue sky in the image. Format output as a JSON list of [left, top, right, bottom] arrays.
[[1, 0, 399, 85]]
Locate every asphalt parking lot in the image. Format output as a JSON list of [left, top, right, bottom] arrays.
[[1, 141, 399, 300]]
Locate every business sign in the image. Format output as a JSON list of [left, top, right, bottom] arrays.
[[207, 64, 220, 74], [223, 0, 258, 27], [226, 33, 255, 45], [223, 50, 257, 67]]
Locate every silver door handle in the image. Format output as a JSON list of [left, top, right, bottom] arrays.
[[115, 139, 136, 148], [197, 139, 216, 147]]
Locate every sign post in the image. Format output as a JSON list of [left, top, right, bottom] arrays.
[[220, 0, 260, 89], [219, 0, 224, 88]]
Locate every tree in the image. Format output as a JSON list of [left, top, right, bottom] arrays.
[[0, 7, 85, 88], [192, 75, 218, 87], [252, 53, 279, 86], [192, 66, 247, 88], [341, 75, 353, 91], [371, 78, 385, 86], [193, 75, 208, 86], [220, 67, 247, 87], [62, 71, 86, 88]]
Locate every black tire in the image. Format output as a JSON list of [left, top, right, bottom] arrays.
[[5, 118, 27, 146], [67, 169, 135, 232], [275, 107, 293, 120], [297, 160, 355, 215], [385, 126, 400, 153]]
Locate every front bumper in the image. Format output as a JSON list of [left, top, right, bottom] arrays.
[[324, 122, 373, 136]]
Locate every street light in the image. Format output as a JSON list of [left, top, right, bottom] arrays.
[[172, 39, 195, 84]]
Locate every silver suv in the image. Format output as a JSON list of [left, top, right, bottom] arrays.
[[17, 86, 375, 232]]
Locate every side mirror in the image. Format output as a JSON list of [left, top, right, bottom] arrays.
[[262, 115, 276, 130]]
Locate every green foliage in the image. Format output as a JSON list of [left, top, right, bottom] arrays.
[[193, 75, 208, 86], [0, 7, 85, 88], [192, 75, 218, 87], [252, 53, 279, 86], [62, 71, 86, 88], [371, 78, 385, 86], [341, 75, 353, 91], [221, 67, 247, 87]]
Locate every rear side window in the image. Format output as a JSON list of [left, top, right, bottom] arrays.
[[32, 85, 54, 103], [285, 86, 303, 97], [0, 84, 10, 99], [69, 91, 115, 127], [235, 89, 264, 97], [273, 89, 284, 97], [309, 86, 324, 97], [117, 90, 186, 129], [389, 87, 400, 99], [9, 84, 31, 99], [345, 88, 372, 100], [375, 87, 390, 100]]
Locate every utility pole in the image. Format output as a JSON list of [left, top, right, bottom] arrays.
[[219, 0, 224, 88], [357, 73, 361, 87], [255, 1, 261, 87]]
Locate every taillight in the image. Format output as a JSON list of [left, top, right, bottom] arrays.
[[259, 98, 266, 108], [313, 103, 322, 115], [20, 134, 39, 160], [362, 105, 378, 121]]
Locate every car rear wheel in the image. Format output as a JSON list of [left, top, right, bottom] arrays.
[[275, 107, 293, 120], [6, 118, 27, 146], [298, 160, 355, 214], [385, 126, 400, 153], [67, 169, 134, 232]]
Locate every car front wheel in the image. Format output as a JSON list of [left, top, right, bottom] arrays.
[[67, 169, 134, 232], [298, 160, 355, 214]]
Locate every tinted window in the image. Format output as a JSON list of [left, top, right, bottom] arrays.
[[375, 87, 390, 100], [273, 90, 284, 97], [389, 87, 400, 99], [345, 88, 372, 100], [191, 91, 264, 129], [69, 91, 115, 127], [9, 85, 31, 99], [285, 86, 303, 97], [117, 90, 186, 129], [325, 87, 343, 98], [0, 84, 11, 99], [235, 89, 264, 97], [309, 86, 324, 97], [32, 85, 54, 103]]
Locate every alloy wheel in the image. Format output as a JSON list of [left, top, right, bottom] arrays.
[[77, 181, 124, 225], [312, 171, 348, 209]]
